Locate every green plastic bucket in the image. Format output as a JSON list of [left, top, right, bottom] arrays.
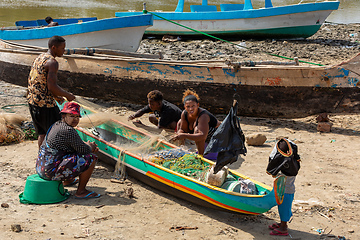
[[19, 174, 70, 204]]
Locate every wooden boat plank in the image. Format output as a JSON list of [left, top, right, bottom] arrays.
[[0, 41, 359, 118]]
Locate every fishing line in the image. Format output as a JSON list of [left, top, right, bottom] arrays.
[[83, 110, 101, 137]]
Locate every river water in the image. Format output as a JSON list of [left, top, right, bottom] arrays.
[[0, 0, 359, 27]]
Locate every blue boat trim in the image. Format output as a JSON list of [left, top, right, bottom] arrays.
[[15, 17, 98, 27], [115, 2, 339, 21], [0, 15, 153, 41]]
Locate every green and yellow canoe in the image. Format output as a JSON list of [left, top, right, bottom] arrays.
[[76, 112, 285, 215]]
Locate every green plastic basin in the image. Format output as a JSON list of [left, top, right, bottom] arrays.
[[19, 174, 70, 204]]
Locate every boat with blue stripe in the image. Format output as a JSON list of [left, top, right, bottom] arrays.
[[0, 15, 153, 52], [0, 40, 359, 118], [115, 0, 339, 39]]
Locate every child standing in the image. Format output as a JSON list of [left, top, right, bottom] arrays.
[[266, 138, 301, 236]]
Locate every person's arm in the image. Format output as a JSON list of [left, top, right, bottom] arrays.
[[66, 127, 93, 154], [45, 58, 75, 101], [177, 111, 188, 134], [85, 140, 99, 153], [174, 113, 209, 142], [128, 105, 150, 120]]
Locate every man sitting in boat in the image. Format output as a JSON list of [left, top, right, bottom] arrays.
[[128, 90, 182, 130], [171, 89, 221, 157], [45, 16, 58, 27], [36, 102, 100, 199]]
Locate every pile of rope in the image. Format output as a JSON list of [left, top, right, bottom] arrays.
[[21, 121, 38, 141], [0, 113, 37, 145], [0, 113, 24, 145], [148, 149, 211, 180]]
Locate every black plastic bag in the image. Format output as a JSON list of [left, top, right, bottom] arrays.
[[204, 101, 247, 174]]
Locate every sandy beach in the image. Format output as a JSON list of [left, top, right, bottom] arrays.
[[1, 23, 360, 240]]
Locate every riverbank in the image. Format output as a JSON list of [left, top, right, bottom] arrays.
[[1, 22, 360, 240], [138, 23, 360, 66], [1, 79, 360, 239]]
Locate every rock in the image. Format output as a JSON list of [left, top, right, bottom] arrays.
[[246, 133, 267, 146], [317, 122, 333, 132], [1, 203, 9, 208], [125, 187, 134, 198], [11, 224, 21, 232], [138, 24, 360, 65], [316, 113, 330, 122], [348, 229, 355, 233]]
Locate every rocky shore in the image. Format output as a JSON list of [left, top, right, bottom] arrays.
[[138, 23, 360, 65]]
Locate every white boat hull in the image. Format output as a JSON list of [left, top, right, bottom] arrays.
[[10, 26, 149, 52], [149, 10, 333, 35]]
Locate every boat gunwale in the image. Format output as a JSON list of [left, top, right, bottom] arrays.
[[0, 44, 333, 69], [115, 1, 340, 21], [0, 15, 153, 41]]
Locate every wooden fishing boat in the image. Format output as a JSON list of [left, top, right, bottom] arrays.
[[0, 15, 153, 52], [115, 0, 339, 39], [74, 108, 286, 214], [0, 40, 359, 118]]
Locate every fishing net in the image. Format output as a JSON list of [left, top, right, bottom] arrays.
[[113, 135, 164, 180], [21, 121, 38, 141], [0, 120, 24, 145], [0, 113, 31, 145], [148, 149, 211, 180], [74, 98, 211, 181], [78, 112, 117, 129], [171, 154, 211, 179]]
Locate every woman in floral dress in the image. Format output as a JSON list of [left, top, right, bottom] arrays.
[[36, 102, 100, 199]]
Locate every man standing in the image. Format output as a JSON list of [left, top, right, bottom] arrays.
[[27, 35, 75, 148]]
